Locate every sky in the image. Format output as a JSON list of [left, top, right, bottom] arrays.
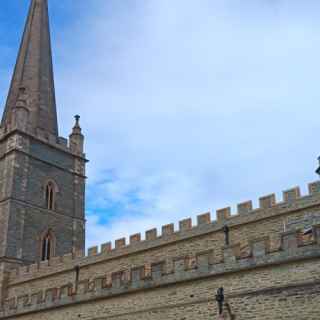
[[1, 0, 320, 249]]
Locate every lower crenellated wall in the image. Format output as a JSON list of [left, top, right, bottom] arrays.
[[1, 257, 320, 319], [1, 224, 320, 319]]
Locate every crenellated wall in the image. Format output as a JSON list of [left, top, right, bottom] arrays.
[[1, 181, 320, 319], [1, 222, 320, 319], [7, 180, 320, 280]]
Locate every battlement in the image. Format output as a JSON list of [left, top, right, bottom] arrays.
[[8, 180, 320, 285], [2, 224, 320, 319], [0, 125, 86, 160]]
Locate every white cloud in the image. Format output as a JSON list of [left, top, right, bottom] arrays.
[[55, 0, 320, 247], [2, 0, 320, 248]]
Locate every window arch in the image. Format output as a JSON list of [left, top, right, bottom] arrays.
[[44, 180, 58, 210], [40, 229, 55, 261]]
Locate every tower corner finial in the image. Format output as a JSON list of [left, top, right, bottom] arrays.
[[73, 114, 82, 132], [74, 115, 81, 127], [69, 115, 84, 153]]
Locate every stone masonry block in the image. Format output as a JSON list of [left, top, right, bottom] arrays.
[[45, 288, 58, 303], [94, 277, 107, 291], [179, 218, 192, 231], [173, 257, 186, 272], [130, 233, 141, 244], [5, 298, 16, 311], [9, 269, 18, 280], [197, 212, 211, 225], [20, 265, 29, 275], [59, 284, 73, 298], [237, 201, 253, 215], [49, 255, 62, 266], [196, 250, 213, 271], [77, 280, 89, 294], [312, 224, 320, 244], [223, 244, 240, 263], [112, 271, 125, 288], [145, 228, 157, 241], [308, 181, 320, 195], [73, 249, 85, 259], [39, 260, 49, 269], [151, 262, 164, 280], [101, 242, 112, 253], [62, 253, 73, 264], [87, 281, 96, 292], [48, 134, 57, 145], [282, 230, 299, 252], [131, 266, 145, 282], [162, 223, 174, 236], [88, 246, 98, 256], [283, 187, 301, 203], [259, 194, 276, 209], [17, 295, 29, 310], [217, 207, 231, 222], [30, 292, 42, 305], [58, 137, 68, 146], [115, 238, 126, 249], [251, 237, 269, 258], [29, 263, 39, 273]]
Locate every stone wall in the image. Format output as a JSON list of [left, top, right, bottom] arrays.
[[1, 181, 320, 319], [1, 224, 320, 319], [0, 128, 86, 264]]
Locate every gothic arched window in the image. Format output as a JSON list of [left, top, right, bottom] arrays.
[[41, 230, 55, 261], [45, 181, 56, 210]]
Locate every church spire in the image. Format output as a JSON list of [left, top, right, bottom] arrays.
[[2, 0, 58, 136]]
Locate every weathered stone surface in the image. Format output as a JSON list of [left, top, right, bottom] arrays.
[[237, 201, 253, 214], [2, 0, 58, 136], [1, 1, 320, 320], [0, 0, 86, 288]]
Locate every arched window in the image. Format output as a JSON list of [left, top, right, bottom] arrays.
[[41, 230, 55, 261], [45, 181, 56, 210]]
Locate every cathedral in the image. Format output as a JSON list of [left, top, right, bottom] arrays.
[[0, 1, 320, 319]]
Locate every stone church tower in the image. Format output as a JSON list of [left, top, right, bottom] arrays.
[[0, 0, 87, 276], [0, 1, 320, 318]]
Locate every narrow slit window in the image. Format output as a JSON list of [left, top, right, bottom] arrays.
[[41, 232, 52, 261], [45, 182, 55, 210]]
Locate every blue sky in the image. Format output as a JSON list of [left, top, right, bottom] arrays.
[[1, 0, 320, 249]]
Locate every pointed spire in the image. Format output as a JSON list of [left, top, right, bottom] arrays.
[[2, 0, 58, 136]]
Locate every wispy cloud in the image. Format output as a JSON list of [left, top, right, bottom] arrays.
[[1, 1, 320, 249]]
